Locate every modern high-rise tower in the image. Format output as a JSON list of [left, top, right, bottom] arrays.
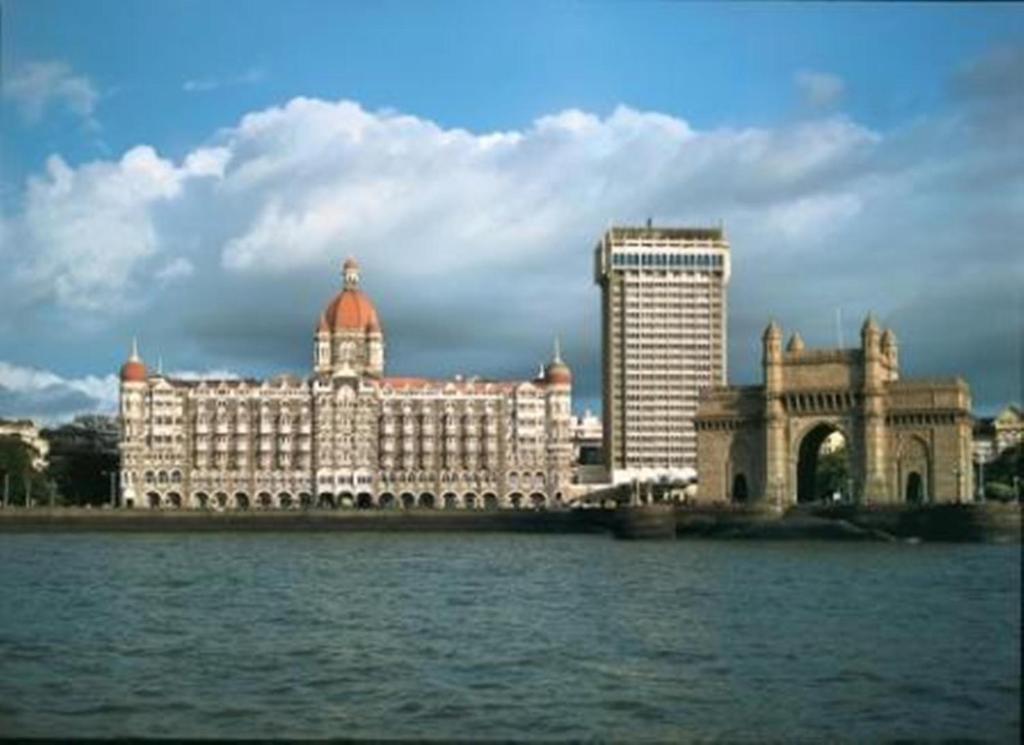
[[595, 225, 731, 483]]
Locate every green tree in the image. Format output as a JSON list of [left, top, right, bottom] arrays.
[[0, 436, 53, 506], [815, 446, 850, 500], [982, 444, 1023, 502], [48, 449, 118, 506]]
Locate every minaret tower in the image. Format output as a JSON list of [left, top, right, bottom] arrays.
[[118, 337, 148, 508], [861, 314, 889, 501], [543, 336, 573, 502], [762, 320, 787, 506]]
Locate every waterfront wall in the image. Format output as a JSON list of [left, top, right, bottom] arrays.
[[0, 504, 1018, 542]]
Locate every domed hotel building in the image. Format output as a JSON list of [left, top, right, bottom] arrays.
[[118, 259, 573, 510]]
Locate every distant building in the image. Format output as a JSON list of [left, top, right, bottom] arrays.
[[571, 409, 605, 485], [118, 258, 574, 510], [973, 405, 1023, 465], [0, 418, 49, 470], [992, 405, 1023, 453], [594, 224, 730, 484]]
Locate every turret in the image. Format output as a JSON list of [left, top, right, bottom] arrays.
[[881, 328, 899, 381], [786, 332, 805, 354], [119, 337, 147, 384], [544, 337, 573, 387], [762, 320, 783, 394], [861, 313, 883, 390]]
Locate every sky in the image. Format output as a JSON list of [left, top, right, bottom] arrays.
[[0, 0, 1022, 423]]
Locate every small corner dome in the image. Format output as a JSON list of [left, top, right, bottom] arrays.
[[545, 360, 572, 385], [120, 359, 147, 383], [786, 333, 805, 353]]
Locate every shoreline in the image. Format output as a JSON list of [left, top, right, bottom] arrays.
[[0, 503, 1019, 542]]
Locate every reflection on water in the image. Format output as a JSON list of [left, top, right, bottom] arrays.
[[0, 534, 1019, 740]]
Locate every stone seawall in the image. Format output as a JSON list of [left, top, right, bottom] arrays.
[[0, 508, 605, 534], [0, 504, 1018, 542]]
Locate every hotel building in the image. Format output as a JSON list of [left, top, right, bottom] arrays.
[[595, 225, 730, 483], [118, 259, 573, 510]]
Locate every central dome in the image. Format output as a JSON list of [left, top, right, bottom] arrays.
[[321, 289, 381, 333], [318, 258, 382, 334]]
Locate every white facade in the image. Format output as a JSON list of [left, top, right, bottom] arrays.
[[595, 225, 730, 484], [118, 259, 573, 510], [0, 418, 50, 471]]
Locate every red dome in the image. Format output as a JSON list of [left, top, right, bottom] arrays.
[[120, 359, 147, 383], [321, 289, 381, 333], [545, 361, 572, 386]]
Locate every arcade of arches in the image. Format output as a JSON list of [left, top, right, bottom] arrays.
[[132, 489, 562, 511], [695, 318, 974, 505]]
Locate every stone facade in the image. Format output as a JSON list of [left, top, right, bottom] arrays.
[[595, 225, 730, 483], [118, 259, 573, 510], [695, 317, 974, 505]]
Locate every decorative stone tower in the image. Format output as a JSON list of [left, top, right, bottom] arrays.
[[314, 258, 385, 378], [861, 314, 889, 501], [762, 320, 787, 505], [543, 338, 574, 502], [118, 338, 148, 508]]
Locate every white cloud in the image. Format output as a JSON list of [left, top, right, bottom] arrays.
[[0, 361, 118, 424], [183, 67, 265, 93], [3, 60, 99, 124], [796, 70, 845, 109], [1, 63, 1020, 412], [167, 369, 240, 381], [3, 146, 224, 312], [155, 257, 195, 282]]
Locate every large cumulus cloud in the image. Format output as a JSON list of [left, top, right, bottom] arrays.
[[0, 47, 1020, 422]]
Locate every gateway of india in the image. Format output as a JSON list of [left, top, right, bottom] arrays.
[[118, 259, 573, 510]]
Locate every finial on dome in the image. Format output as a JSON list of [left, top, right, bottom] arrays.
[[553, 336, 562, 364], [157, 355, 164, 376], [342, 257, 360, 289], [120, 337, 148, 382]]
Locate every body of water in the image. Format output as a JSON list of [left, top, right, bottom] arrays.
[[0, 534, 1019, 740]]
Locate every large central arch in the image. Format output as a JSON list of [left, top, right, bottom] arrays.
[[795, 423, 850, 503]]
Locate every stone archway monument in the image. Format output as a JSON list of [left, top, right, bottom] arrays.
[[695, 316, 973, 505]]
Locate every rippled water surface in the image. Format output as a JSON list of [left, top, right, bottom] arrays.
[[0, 534, 1019, 741]]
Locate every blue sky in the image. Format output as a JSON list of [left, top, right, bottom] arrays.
[[1, 0, 1021, 421]]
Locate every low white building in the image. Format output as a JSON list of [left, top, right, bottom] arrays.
[[0, 418, 49, 471]]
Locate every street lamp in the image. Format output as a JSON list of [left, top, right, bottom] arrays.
[[101, 470, 118, 509], [975, 455, 986, 502]]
